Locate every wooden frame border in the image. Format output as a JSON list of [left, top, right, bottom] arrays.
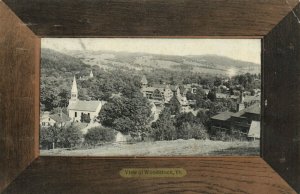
[[1, 0, 300, 193]]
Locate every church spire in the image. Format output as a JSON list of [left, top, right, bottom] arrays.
[[90, 70, 94, 78], [71, 76, 78, 101]]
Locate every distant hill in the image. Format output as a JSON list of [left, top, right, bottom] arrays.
[[65, 50, 260, 76], [41, 48, 260, 77], [41, 48, 91, 77]]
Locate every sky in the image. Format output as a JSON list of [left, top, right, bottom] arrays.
[[42, 38, 261, 64]]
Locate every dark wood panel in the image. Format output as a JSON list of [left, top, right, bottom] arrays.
[[0, 2, 40, 192], [2, 0, 300, 37], [263, 3, 300, 193], [3, 157, 297, 194]]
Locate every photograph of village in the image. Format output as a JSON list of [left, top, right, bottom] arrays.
[[40, 38, 261, 156]]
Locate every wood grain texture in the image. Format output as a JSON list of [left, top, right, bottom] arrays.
[[263, 3, 300, 193], [0, 2, 40, 192], [2, 0, 300, 37], [3, 157, 297, 194]]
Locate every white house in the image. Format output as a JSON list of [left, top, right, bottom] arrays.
[[40, 111, 71, 127], [68, 76, 103, 122]]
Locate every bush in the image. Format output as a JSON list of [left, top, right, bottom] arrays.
[[84, 127, 115, 146], [59, 125, 83, 148], [81, 113, 91, 123], [40, 124, 83, 149], [176, 122, 208, 140]]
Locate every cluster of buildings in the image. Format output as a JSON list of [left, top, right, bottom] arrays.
[[140, 75, 261, 140], [41, 73, 261, 141], [40, 73, 104, 129], [140, 75, 197, 117], [210, 102, 261, 140]]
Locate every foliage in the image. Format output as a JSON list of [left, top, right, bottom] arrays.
[[98, 95, 152, 135], [50, 107, 68, 115], [168, 96, 181, 115], [59, 124, 83, 148], [174, 112, 208, 140], [81, 113, 91, 123], [151, 108, 177, 140], [40, 124, 83, 149], [207, 91, 216, 102], [84, 127, 115, 146]]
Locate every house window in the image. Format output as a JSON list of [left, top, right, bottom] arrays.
[[75, 112, 77, 117], [88, 113, 90, 116], [48, 118, 50, 121], [42, 122, 45, 126]]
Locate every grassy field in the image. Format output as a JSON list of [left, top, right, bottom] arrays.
[[41, 139, 259, 157]]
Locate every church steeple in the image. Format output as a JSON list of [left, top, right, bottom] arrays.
[[71, 76, 78, 101], [90, 70, 94, 78]]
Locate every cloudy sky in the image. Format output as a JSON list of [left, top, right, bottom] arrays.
[[42, 38, 261, 64]]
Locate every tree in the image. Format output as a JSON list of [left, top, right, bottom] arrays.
[[98, 95, 152, 136], [151, 108, 177, 140], [40, 126, 61, 149], [214, 77, 222, 87], [207, 91, 216, 102], [59, 125, 83, 148], [81, 113, 91, 123], [84, 127, 115, 146], [168, 96, 181, 115]]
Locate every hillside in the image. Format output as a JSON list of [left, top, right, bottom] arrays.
[[65, 50, 261, 76]]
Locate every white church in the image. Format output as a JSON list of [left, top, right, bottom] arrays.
[[68, 76, 103, 122]]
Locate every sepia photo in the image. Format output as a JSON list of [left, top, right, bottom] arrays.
[[40, 38, 261, 156]]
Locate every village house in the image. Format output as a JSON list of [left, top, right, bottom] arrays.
[[211, 103, 261, 140], [40, 111, 71, 127], [79, 70, 94, 81], [68, 76, 103, 122]]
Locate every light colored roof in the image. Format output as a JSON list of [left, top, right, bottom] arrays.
[[142, 87, 164, 93], [216, 93, 228, 99], [68, 100, 101, 112], [141, 75, 148, 85], [245, 103, 260, 114], [248, 121, 261, 138], [49, 113, 71, 123], [211, 111, 234, 121], [152, 84, 166, 88], [244, 95, 261, 103]]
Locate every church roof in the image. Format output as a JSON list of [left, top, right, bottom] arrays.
[[71, 76, 78, 93], [68, 100, 101, 112]]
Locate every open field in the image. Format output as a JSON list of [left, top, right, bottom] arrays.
[[41, 139, 259, 157]]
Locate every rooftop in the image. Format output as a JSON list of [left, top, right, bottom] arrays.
[[49, 113, 71, 123], [248, 121, 261, 138], [211, 111, 234, 121], [68, 100, 102, 112]]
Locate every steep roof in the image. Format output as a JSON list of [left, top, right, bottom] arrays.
[[245, 103, 260, 115], [68, 100, 101, 112], [141, 75, 148, 85], [49, 113, 71, 123], [248, 121, 261, 138], [232, 103, 260, 118], [211, 111, 234, 121]]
